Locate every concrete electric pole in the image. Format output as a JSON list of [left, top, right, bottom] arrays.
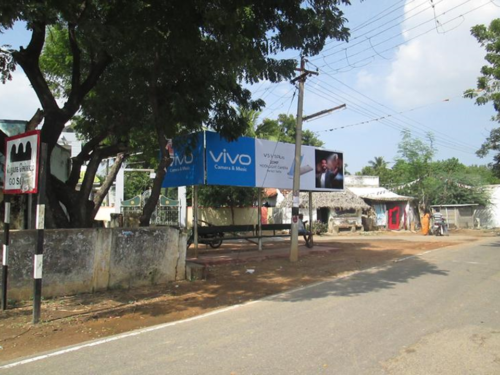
[[289, 57, 318, 262]]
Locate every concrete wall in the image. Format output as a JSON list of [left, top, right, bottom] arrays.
[[1, 227, 186, 300], [187, 207, 275, 226], [476, 185, 500, 228]]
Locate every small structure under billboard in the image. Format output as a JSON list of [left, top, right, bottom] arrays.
[[4, 130, 40, 194]]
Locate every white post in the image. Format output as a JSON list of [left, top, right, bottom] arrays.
[[115, 167, 125, 214], [178, 186, 187, 228]]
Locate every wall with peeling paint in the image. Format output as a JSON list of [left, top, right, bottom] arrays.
[[1, 227, 186, 300]]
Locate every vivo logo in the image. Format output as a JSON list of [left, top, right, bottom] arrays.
[[209, 149, 252, 165], [172, 154, 194, 166]]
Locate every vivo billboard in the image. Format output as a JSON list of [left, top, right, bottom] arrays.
[[162, 132, 204, 188], [206, 132, 343, 191]]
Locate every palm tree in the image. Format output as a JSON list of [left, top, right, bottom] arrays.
[[368, 156, 388, 170], [238, 107, 261, 137]]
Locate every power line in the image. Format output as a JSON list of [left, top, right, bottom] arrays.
[[318, 0, 476, 66], [315, 0, 443, 58], [317, 98, 456, 132], [318, 0, 488, 74], [307, 64, 480, 150], [308, 82, 477, 153], [305, 84, 477, 154]]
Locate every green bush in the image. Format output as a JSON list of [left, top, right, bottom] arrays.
[[312, 220, 328, 235]]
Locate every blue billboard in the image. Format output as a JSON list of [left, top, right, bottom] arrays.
[[205, 131, 256, 187], [162, 132, 204, 188]]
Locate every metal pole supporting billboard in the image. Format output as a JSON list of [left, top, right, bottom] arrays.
[[193, 185, 199, 258], [309, 191, 314, 247], [1, 195, 11, 310], [258, 188, 262, 251], [33, 143, 47, 324]]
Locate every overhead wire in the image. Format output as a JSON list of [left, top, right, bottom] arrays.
[[318, 0, 491, 73], [319, 0, 476, 65], [308, 81, 478, 153], [315, 0, 444, 58], [305, 83, 477, 154], [307, 59, 480, 151]]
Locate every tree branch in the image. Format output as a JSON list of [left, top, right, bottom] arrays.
[[140, 52, 170, 226], [64, 51, 112, 116], [67, 23, 81, 103], [78, 143, 128, 203], [92, 153, 126, 218], [78, 149, 102, 204], [12, 23, 60, 113], [26, 109, 44, 131], [66, 130, 110, 189]]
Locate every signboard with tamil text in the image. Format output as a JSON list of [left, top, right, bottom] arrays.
[[3, 130, 40, 194]]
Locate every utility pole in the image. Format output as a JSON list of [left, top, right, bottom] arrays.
[[289, 57, 318, 262]]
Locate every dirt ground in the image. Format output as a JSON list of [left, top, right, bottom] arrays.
[[0, 230, 494, 363]]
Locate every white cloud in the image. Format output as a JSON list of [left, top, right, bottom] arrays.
[[385, 0, 500, 108], [0, 69, 40, 121], [356, 69, 382, 89]]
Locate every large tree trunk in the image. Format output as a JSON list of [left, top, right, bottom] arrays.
[[11, 22, 111, 228]]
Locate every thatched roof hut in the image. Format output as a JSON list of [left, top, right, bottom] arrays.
[[277, 190, 370, 211]]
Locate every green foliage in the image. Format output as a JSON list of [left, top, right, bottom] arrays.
[[124, 172, 151, 201], [312, 220, 328, 235], [358, 132, 494, 207], [465, 19, 500, 176], [1, 0, 353, 227], [198, 186, 257, 208], [256, 114, 324, 147]]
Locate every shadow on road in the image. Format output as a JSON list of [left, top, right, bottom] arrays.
[[269, 256, 449, 302]]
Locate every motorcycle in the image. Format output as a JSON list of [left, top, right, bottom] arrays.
[[432, 219, 449, 236]]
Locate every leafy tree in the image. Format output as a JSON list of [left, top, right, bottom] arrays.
[[256, 114, 324, 147], [357, 131, 491, 208], [368, 156, 388, 170], [1, 0, 352, 228], [124, 172, 151, 201], [465, 19, 500, 176]]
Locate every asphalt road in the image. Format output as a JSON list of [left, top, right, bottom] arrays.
[[2, 238, 500, 374]]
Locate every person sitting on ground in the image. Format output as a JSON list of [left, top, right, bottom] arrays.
[[298, 214, 307, 235]]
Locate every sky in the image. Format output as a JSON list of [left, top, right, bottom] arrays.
[[1, 0, 500, 173]]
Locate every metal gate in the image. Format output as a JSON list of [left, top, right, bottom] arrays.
[[121, 194, 179, 226]]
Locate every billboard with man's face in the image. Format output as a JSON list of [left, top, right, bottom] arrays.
[[314, 149, 344, 190], [205, 132, 343, 191]]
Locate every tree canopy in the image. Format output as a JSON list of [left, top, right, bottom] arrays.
[[357, 130, 496, 208], [465, 18, 500, 176], [256, 114, 324, 147], [0, 0, 352, 228]]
